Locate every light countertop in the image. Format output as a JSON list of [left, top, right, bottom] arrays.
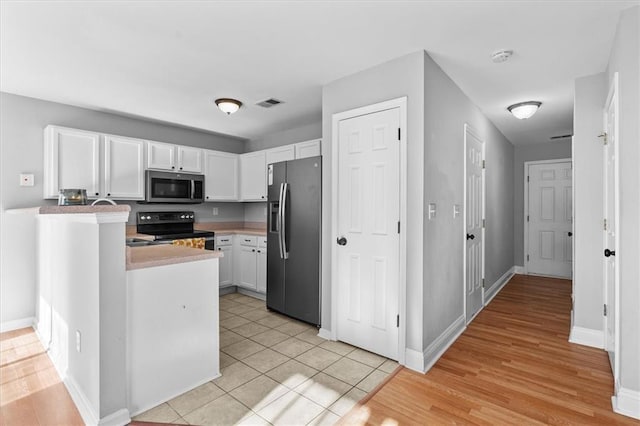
[[126, 245, 223, 271]]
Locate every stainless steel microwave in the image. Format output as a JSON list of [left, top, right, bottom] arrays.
[[145, 170, 204, 203]]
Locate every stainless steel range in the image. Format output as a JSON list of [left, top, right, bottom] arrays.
[[136, 211, 215, 250]]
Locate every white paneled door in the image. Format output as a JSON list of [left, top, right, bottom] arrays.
[[526, 161, 573, 278], [336, 107, 400, 360], [464, 125, 484, 322]]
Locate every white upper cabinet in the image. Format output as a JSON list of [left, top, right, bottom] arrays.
[[294, 139, 321, 159], [178, 146, 203, 173], [266, 145, 295, 165], [147, 141, 203, 173], [204, 150, 238, 201], [103, 134, 145, 200], [44, 126, 101, 199], [240, 151, 267, 201]]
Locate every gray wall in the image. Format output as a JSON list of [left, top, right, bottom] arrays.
[[607, 5, 639, 395], [513, 140, 572, 266], [573, 72, 606, 332], [322, 51, 426, 354], [0, 92, 245, 325], [245, 121, 321, 153], [422, 53, 515, 344]]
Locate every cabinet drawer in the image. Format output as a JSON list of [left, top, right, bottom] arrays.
[[238, 235, 257, 246], [258, 237, 267, 248], [216, 235, 233, 246]]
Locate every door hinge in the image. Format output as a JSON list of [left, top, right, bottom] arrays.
[[527, 215, 530, 222], [398, 128, 401, 141], [604, 304, 607, 316], [604, 219, 607, 231], [527, 254, 530, 262], [598, 132, 608, 145], [527, 175, 530, 182], [397, 221, 400, 234], [482, 160, 486, 169], [482, 218, 485, 228], [482, 278, 485, 288], [396, 315, 399, 327]]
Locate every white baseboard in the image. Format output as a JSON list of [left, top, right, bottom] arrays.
[[569, 326, 604, 349], [236, 287, 266, 301], [514, 265, 525, 274], [613, 387, 640, 420], [318, 328, 332, 340], [98, 409, 131, 426], [484, 266, 515, 306], [0, 316, 35, 333], [405, 315, 466, 373], [64, 375, 100, 426]]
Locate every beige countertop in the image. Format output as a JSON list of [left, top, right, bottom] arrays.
[[39, 205, 131, 214], [126, 245, 222, 271]]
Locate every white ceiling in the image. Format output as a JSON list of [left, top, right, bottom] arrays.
[[1, 1, 636, 145]]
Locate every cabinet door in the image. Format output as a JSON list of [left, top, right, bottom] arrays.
[[240, 151, 267, 201], [218, 245, 233, 287], [256, 248, 267, 294], [266, 145, 295, 166], [294, 139, 321, 159], [178, 146, 203, 173], [44, 126, 100, 199], [204, 151, 238, 201], [147, 141, 176, 171], [238, 246, 257, 290], [104, 135, 145, 200]]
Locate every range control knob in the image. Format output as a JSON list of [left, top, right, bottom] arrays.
[[180, 215, 185, 219], [146, 216, 151, 220]]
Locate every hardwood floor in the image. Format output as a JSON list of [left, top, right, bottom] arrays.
[[0, 327, 83, 426], [339, 274, 638, 425]]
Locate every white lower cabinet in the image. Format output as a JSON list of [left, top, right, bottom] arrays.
[[216, 235, 234, 287], [233, 234, 267, 294]]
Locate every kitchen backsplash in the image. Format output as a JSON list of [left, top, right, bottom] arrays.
[[244, 202, 268, 223], [120, 201, 245, 225]]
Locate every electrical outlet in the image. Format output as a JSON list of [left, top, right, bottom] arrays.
[[212, 208, 219, 216], [453, 204, 461, 218], [76, 330, 81, 353], [20, 173, 34, 186]]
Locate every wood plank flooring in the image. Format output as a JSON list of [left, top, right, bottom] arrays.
[[0, 327, 83, 426], [339, 274, 639, 425]]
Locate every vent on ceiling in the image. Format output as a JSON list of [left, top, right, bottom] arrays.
[[256, 98, 284, 108], [550, 134, 573, 140]]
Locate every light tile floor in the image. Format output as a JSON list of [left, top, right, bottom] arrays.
[[133, 292, 398, 425]]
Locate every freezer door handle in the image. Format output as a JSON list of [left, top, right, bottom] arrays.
[[281, 182, 289, 259], [278, 183, 285, 259]]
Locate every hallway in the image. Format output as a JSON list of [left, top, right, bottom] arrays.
[[339, 274, 638, 425]]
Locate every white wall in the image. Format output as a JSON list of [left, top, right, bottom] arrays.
[[322, 51, 425, 353], [606, 5, 640, 397], [513, 141, 572, 267], [573, 72, 606, 333], [245, 121, 321, 153], [0, 92, 245, 327], [422, 53, 515, 344]]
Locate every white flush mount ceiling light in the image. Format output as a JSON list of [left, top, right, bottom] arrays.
[[215, 98, 242, 115], [507, 101, 542, 120]]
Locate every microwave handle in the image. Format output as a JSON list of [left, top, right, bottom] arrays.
[[191, 180, 195, 200]]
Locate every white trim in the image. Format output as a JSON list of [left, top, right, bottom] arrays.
[[64, 375, 100, 425], [97, 409, 131, 426], [404, 316, 466, 373], [463, 124, 485, 325], [612, 387, 640, 420], [514, 265, 525, 274], [484, 267, 515, 306], [317, 328, 332, 340], [569, 326, 604, 349], [523, 158, 572, 276], [330, 97, 407, 364], [0, 317, 35, 333]]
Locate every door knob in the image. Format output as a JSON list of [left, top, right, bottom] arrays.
[[568, 232, 573, 237], [466, 233, 475, 240], [604, 248, 615, 257], [337, 237, 347, 246]]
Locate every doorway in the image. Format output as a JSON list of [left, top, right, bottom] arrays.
[[524, 159, 573, 278], [331, 97, 407, 362]]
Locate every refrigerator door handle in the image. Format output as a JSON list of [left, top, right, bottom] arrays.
[[278, 183, 285, 259], [281, 182, 289, 259]]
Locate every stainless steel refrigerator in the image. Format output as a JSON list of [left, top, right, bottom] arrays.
[[267, 156, 321, 326]]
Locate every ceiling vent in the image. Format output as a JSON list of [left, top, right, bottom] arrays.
[[256, 98, 284, 108], [550, 134, 573, 140]]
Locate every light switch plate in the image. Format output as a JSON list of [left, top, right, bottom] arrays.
[[453, 204, 461, 218], [428, 203, 437, 220], [20, 173, 34, 186]]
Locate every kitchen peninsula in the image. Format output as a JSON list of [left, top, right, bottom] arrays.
[[5, 205, 222, 425]]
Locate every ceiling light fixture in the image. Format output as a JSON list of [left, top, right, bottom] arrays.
[[507, 101, 542, 120], [215, 98, 242, 115], [490, 49, 513, 63]]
